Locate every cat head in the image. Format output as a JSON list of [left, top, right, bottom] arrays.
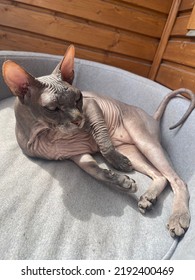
[[2, 45, 84, 132]]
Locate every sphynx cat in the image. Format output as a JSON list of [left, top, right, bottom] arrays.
[[2, 45, 195, 237]]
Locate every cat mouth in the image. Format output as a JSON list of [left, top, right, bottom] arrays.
[[71, 119, 82, 126], [71, 117, 85, 128], [57, 117, 85, 133]]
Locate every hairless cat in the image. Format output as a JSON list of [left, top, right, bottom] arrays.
[[2, 45, 195, 237]]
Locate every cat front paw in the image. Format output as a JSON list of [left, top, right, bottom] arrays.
[[103, 169, 137, 193], [103, 149, 133, 172], [121, 175, 137, 193]]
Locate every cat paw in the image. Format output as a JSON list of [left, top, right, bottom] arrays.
[[103, 170, 137, 193], [120, 175, 137, 193], [117, 155, 133, 172], [138, 192, 157, 214], [111, 151, 133, 172], [167, 211, 190, 237]]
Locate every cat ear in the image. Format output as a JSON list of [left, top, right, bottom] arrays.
[[2, 60, 38, 101], [53, 45, 75, 84]]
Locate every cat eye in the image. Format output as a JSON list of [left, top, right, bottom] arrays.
[[44, 106, 59, 112]]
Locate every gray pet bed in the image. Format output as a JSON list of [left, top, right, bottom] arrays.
[[0, 51, 194, 260]]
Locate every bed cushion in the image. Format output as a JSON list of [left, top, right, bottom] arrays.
[[0, 52, 194, 259]]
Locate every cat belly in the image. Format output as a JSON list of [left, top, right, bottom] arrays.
[[110, 124, 133, 146], [93, 96, 133, 146]]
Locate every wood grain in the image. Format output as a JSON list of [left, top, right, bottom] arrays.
[[151, 0, 195, 94], [156, 62, 195, 92], [148, 0, 182, 80], [119, 0, 173, 14], [15, 0, 166, 38], [163, 40, 195, 68], [0, 0, 178, 79], [171, 15, 190, 36], [187, 4, 195, 29], [0, 3, 158, 61], [179, 0, 195, 11], [0, 28, 150, 77]]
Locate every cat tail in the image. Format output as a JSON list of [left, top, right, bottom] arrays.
[[153, 88, 195, 130]]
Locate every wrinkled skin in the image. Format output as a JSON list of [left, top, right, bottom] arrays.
[[3, 45, 195, 237]]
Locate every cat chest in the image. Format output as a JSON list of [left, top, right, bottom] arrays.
[[29, 129, 99, 160]]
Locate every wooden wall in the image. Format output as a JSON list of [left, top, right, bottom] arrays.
[[1, 0, 195, 93], [154, 0, 195, 92], [0, 0, 173, 77]]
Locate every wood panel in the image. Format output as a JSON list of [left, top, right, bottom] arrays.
[[15, 0, 166, 38], [163, 40, 195, 68], [171, 14, 190, 36], [0, 0, 172, 77], [0, 3, 158, 61], [120, 0, 172, 14], [179, 0, 195, 10], [0, 28, 151, 76], [187, 4, 195, 29], [156, 62, 195, 92], [149, 0, 181, 80], [155, 0, 195, 95]]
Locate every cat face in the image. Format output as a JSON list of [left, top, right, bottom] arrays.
[[2, 45, 85, 132], [38, 75, 84, 132]]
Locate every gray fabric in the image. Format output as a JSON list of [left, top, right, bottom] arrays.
[[0, 52, 194, 259]]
